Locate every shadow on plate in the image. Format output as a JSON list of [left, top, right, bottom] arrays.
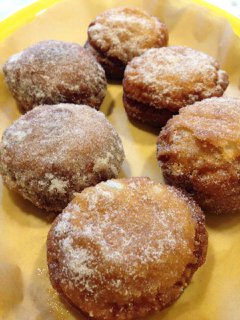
[[1, 187, 56, 227], [107, 78, 122, 86], [99, 90, 115, 117], [141, 149, 163, 182], [206, 209, 240, 231], [118, 159, 132, 179], [127, 116, 161, 136], [107, 91, 159, 145], [0, 72, 20, 123]]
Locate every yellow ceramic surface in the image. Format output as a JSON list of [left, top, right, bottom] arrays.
[[0, 1, 240, 319]]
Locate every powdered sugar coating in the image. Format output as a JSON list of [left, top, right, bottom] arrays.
[[3, 40, 107, 112], [87, 6, 168, 78], [47, 177, 207, 319], [0, 104, 125, 212], [123, 46, 229, 112], [157, 97, 240, 214]]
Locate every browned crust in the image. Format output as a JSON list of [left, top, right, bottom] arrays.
[[123, 93, 175, 127], [3, 40, 107, 112], [48, 225, 207, 319], [87, 7, 168, 64], [157, 97, 240, 215], [0, 104, 125, 212], [86, 7, 168, 81], [47, 178, 207, 320], [84, 41, 125, 80], [155, 190, 208, 311], [123, 46, 229, 113]]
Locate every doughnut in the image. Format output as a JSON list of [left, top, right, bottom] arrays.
[[157, 97, 240, 215], [3, 40, 107, 112], [85, 7, 168, 80], [0, 104, 124, 212], [123, 46, 229, 127], [47, 177, 208, 319]]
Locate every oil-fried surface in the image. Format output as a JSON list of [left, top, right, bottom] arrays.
[[87, 7, 168, 79], [47, 177, 207, 319], [157, 97, 240, 214], [123, 46, 228, 114], [0, 104, 125, 212], [3, 40, 107, 112]]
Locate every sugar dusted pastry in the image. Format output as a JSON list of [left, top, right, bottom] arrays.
[[0, 104, 124, 212], [157, 97, 240, 214], [85, 6, 168, 80], [3, 40, 107, 112], [123, 46, 229, 126], [47, 177, 207, 319]]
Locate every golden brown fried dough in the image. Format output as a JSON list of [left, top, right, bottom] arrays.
[[47, 177, 207, 319], [86, 7, 168, 80], [123, 46, 229, 127], [157, 97, 240, 215], [0, 104, 124, 212], [123, 94, 174, 127], [3, 40, 107, 112]]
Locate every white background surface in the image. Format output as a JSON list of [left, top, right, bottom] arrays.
[[0, 0, 239, 21]]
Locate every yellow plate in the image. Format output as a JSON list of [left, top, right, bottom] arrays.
[[0, 0, 239, 42], [0, 1, 240, 319]]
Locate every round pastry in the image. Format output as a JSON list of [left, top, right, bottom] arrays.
[[47, 177, 207, 320], [157, 97, 240, 215], [123, 46, 229, 127], [3, 40, 107, 112], [0, 104, 124, 212], [85, 7, 168, 80]]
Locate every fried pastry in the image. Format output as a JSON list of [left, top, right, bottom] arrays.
[[157, 97, 240, 214], [123, 46, 228, 126], [85, 7, 168, 80], [3, 40, 107, 112], [47, 177, 207, 319], [0, 104, 124, 212]]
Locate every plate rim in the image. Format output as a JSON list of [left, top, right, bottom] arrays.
[[0, 0, 239, 43]]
